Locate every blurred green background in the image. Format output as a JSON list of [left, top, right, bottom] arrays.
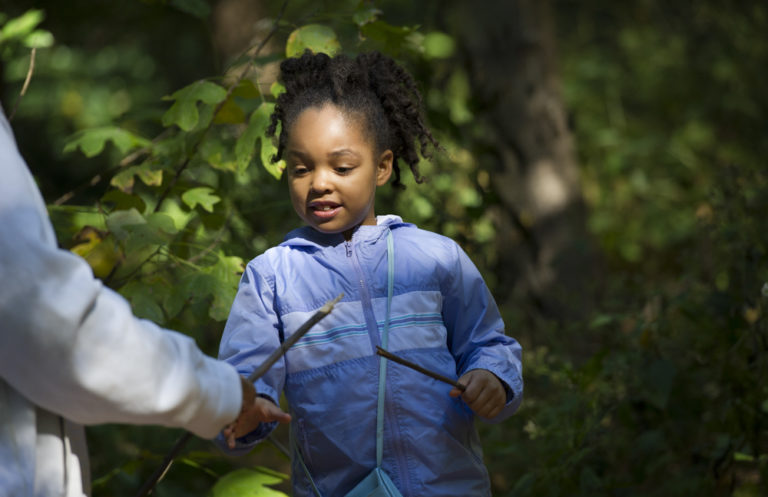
[[2, 0, 767, 495]]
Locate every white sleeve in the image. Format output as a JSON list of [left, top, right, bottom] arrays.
[[0, 107, 241, 439]]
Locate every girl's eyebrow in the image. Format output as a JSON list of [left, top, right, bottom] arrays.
[[328, 148, 361, 159]]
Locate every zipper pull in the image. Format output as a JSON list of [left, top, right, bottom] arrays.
[[345, 241, 352, 257]]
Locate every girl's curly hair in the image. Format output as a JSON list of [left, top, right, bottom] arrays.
[[266, 50, 440, 188]]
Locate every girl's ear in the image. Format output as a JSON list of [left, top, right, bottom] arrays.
[[376, 150, 394, 186]]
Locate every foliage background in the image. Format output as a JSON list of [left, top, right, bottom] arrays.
[[1, 0, 767, 496]]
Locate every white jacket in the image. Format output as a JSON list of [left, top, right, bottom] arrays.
[[0, 107, 242, 496]]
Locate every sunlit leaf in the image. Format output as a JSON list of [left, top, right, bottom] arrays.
[[270, 81, 285, 99], [211, 467, 289, 497], [0, 9, 45, 42], [162, 80, 227, 131], [182, 187, 220, 212], [285, 24, 341, 58], [201, 138, 238, 172], [235, 105, 267, 172], [423, 31, 455, 59], [64, 126, 151, 158], [260, 135, 285, 180], [110, 163, 164, 193], [70, 229, 121, 279], [24, 29, 54, 48]]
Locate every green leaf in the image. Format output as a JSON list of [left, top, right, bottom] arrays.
[[270, 81, 285, 99], [110, 163, 164, 193], [285, 24, 341, 58], [353, 5, 382, 27], [0, 9, 45, 42], [162, 80, 228, 131], [24, 29, 54, 48], [169, 0, 211, 19], [64, 127, 151, 158], [101, 190, 147, 212], [146, 212, 179, 235], [232, 79, 261, 99], [120, 281, 165, 324], [359, 21, 422, 57], [106, 209, 175, 255], [182, 187, 220, 212], [260, 135, 285, 180], [213, 97, 246, 124], [235, 108, 265, 173], [207, 253, 244, 321], [201, 138, 237, 172], [211, 467, 289, 497], [423, 31, 455, 59], [235, 102, 285, 177], [106, 209, 146, 241]]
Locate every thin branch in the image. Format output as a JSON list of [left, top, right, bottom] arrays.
[[154, 0, 290, 213], [9, 48, 36, 121], [375, 347, 467, 391]]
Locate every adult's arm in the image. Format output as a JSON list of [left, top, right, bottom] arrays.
[[0, 107, 242, 439]]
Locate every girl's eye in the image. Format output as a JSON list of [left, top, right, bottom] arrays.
[[336, 165, 354, 174], [291, 165, 309, 176]]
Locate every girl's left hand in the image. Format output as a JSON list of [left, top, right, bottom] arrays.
[[449, 369, 507, 419]]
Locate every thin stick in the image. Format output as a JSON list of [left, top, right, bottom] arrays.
[[133, 292, 343, 497], [9, 47, 36, 121], [246, 293, 343, 383], [375, 346, 466, 392]]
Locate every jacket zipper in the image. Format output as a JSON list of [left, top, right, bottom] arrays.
[[346, 239, 380, 350], [346, 235, 412, 495]]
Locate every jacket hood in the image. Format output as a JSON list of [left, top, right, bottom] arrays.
[[280, 215, 412, 249]]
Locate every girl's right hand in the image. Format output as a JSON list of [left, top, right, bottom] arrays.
[[223, 396, 291, 449]]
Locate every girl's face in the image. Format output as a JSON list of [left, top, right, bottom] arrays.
[[285, 104, 393, 240]]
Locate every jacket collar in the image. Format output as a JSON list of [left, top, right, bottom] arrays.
[[280, 215, 411, 249]]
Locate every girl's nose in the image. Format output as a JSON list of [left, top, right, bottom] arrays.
[[310, 166, 333, 193]]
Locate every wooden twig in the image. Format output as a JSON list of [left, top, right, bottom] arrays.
[[133, 291, 343, 497], [9, 47, 36, 122], [375, 346, 466, 392]]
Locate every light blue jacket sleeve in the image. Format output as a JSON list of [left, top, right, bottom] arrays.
[[441, 242, 524, 422], [0, 106, 242, 440], [216, 260, 285, 454]]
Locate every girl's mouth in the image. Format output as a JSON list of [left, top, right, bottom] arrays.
[[309, 202, 341, 220]]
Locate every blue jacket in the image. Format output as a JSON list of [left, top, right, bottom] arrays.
[[218, 215, 523, 496]]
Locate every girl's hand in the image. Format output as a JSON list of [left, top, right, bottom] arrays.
[[223, 387, 291, 449], [449, 369, 507, 419]]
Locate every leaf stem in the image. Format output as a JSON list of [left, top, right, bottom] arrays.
[[9, 48, 36, 122]]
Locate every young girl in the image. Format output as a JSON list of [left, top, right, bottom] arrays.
[[218, 50, 523, 497]]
